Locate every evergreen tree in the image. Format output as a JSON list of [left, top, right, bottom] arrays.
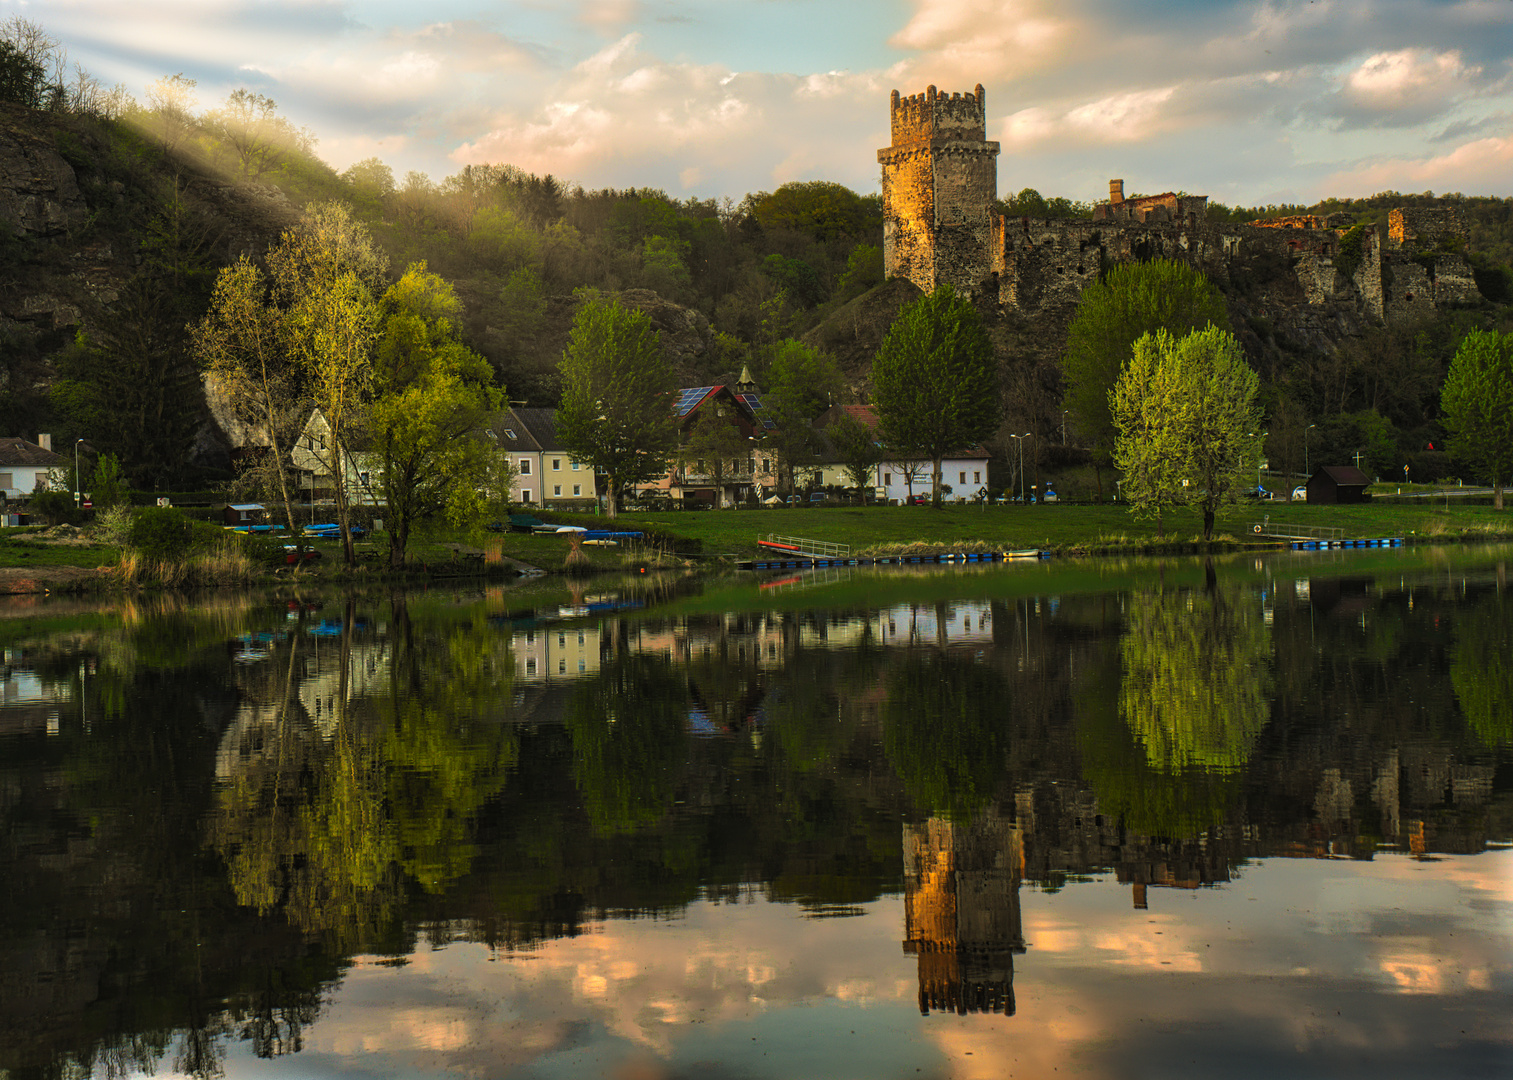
[[871, 285, 1000, 507]]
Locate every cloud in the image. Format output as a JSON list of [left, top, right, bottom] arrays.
[[574, 0, 644, 33], [1329, 48, 1485, 126], [450, 35, 885, 193], [1320, 132, 1513, 195], [888, 0, 1080, 85]]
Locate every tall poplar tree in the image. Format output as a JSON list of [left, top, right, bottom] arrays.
[[1441, 328, 1513, 510], [1063, 260, 1229, 498], [556, 294, 678, 517], [871, 285, 1000, 507]]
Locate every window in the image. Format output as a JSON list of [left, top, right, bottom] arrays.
[[761, 458, 770, 472], [696, 459, 706, 472], [519, 458, 532, 475], [504, 429, 516, 440], [520, 488, 532, 502], [558, 633, 566, 647], [578, 659, 586, 672], [959, 471, 966, 484], [884, 472, 892, 485], [525, 658, 537, 675], [973, 471, 981, 484], [552, 458, 561, 471], [571, 461, 580, 471], [553, 484, 562, 496], [572, 484, 582, 496], [525, 631, 535, 644], [558, 658, 566, 674]]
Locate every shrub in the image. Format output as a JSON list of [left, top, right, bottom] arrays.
[[128, 506, 194, 560]]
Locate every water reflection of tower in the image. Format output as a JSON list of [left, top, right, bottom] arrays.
[[901, 811, 1025, 1016]]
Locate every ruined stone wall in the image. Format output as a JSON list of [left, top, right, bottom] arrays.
[[1388, 206, 1468, 250]]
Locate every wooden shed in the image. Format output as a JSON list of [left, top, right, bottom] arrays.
[[223, 503, 267, 526], [1304, 466, 1371, 505]]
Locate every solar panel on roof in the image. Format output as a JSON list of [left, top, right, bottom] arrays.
[[674, 386, 716, 417]]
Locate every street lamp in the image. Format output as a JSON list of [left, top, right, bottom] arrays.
[[1009, 433, 1031, 503], [73, 439, 84, 508], [1061, 410, 1069, 446]]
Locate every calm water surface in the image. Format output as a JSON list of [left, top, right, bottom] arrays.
[[1, 546, 1510, 1079]]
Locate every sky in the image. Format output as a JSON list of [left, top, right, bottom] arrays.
[[13, 0, 1513, 208]]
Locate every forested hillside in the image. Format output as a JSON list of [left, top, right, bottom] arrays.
[[2, 18, 1512, 492]]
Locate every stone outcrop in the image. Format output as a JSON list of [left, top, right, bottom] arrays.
[[0, 120, 88, 239]]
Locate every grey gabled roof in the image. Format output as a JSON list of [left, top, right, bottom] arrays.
[[509, 407, 566, 452], [0, 438, 65, 467]]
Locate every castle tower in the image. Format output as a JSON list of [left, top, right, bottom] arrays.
[[878, 85, 1000, 297]]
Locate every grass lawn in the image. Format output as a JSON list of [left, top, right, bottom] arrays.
[[5, 497, 1509, 577], [519, 499, 1513, 560], [0, 530, 120, 568]]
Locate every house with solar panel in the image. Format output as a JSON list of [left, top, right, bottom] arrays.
[[653, 368, 781, 507]]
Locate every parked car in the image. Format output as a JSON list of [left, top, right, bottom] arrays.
[[906, 494, 930, 505], [1292, 486, 1308, 501], [1243, 485, 1273, 501], [809, 492, 827, 503]]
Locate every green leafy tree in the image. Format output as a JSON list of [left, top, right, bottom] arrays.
[[267, 202, 390, 564], [556, 293, 679, 516], [761, 339, 841, 495], [1112, 327, 1262, 539], [202, 88, 311, 178], [749, 181, 878, 242], [1441, 328, 1513, 509], [193, 256, 302, 534], [871, 285, 1001, 507], [1062, 260, 1228, 497], [827, 411, 882, 502], [369, 263, 503, 566]]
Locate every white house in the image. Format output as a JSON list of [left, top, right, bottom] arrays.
[[810, 406, 990, 502], [289, 409, 380, 506], [0, 436, 66, 502]]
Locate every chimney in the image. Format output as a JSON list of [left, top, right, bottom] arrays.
[[37, 433, 51, 452], [1109, 179, 1124, 205]]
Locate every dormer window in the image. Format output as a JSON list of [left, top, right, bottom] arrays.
[[505, 429, 517, 440]]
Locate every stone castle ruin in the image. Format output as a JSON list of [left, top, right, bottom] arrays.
[[877, 85, 1482, 334]]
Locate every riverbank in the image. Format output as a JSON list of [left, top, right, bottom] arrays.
[[3, 500, 1510, 593]]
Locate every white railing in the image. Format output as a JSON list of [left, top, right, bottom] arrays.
[[1251, 520, 1345, 541], [762, 534, 851, 558]]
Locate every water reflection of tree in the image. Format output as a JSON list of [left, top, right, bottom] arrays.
[[1077, 581, 1271, 836], [1120, 583, 1272, 774], [1452, 594, 1513, 746], [212, 603, 517, 951], [883, 654, 1011, 821], [566, 652, 689, 836]]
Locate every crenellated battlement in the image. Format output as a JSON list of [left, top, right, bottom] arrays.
[[878, 85, 1000, 296], [889, 84, 988, 145]]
